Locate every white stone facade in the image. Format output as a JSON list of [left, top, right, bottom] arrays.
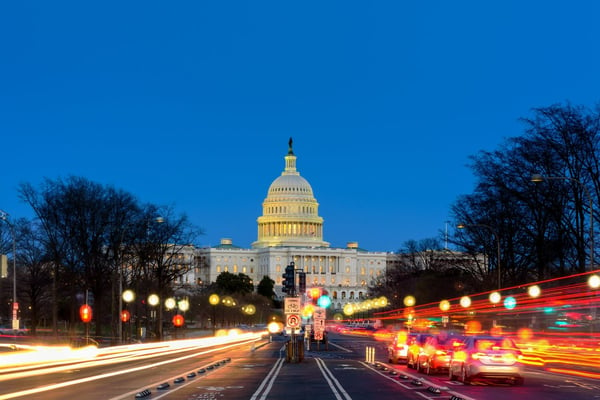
[[196, 240, 387, 311]]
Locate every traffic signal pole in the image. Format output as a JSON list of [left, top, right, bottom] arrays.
[[282, 261, 305, 362]]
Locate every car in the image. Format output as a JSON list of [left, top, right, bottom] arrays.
[[387, 332, 416, 364], [406, 333, 433, 369], [0, 325, 28, 336], [448, 335, 524, 385], [415, 333, 464, 374]]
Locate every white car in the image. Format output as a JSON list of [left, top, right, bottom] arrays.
[[387, 332, 417, 364], [448, 335, 524, 385]]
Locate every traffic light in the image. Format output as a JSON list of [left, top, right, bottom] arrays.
[[281, 262, 296, 295], [308, 287, 321, 301], [298, 272, 306, 294]]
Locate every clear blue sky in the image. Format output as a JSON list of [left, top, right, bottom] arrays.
[[1, 1, 599, 252]]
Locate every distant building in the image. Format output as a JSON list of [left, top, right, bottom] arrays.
[[195, 139, 387, 312]]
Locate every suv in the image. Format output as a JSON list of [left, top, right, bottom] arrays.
[[387, 332, 416, 364], [448, 335, 524, 385]]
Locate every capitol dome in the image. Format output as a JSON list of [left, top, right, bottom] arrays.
[[252, 138, 329, 248], [267, 172, 314, 199]]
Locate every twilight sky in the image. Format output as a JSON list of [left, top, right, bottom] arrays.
[[1, 1, 599, 252]]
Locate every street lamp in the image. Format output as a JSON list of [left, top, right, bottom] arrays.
[[148, 294, 160, 340], [457, 223, 502, 289], [0, 210, 18, 329], [589, 274, 600, 289], [209, 294, 220, 334], [531, 174, 594, 270], [122, 289, 135, 341]]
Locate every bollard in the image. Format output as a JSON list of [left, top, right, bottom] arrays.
[[365, 346, 376, 364]]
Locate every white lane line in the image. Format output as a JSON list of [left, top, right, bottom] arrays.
[[359, 361, 478, 400], [315, 358, 353, 400], [327, 341, 353, 353], [250, 356, 285, 400]]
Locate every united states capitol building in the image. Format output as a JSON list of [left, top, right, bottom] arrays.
[[187, 139, 386, 312], [176, 139, 481, 312]]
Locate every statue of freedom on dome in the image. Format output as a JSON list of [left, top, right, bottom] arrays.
[[288, 137, 294, 154]]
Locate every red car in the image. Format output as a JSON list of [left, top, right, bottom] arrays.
[[415, 334, 463, 374]]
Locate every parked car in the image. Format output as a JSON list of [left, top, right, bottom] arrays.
[[415, 333, 464, 374], [387, 332, 416, 364], [0, 325, 28, 336], [406, 333, 433, 369], [448, 335, 524, 385]]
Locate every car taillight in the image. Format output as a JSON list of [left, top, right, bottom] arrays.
[[435, 350, 446, 356]]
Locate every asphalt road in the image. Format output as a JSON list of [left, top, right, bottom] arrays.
[[1, 333, 599, 400]]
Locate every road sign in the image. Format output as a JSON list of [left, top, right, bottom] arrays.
[[314, 318, 325, 332], [314, 331, 323, 340], [314, 307, 326, 333], [313, 307, 326, 320], [286, 313, 301, 328], [284, 297, 301, 314]]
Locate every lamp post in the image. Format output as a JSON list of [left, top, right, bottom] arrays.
[[147, 294, 160, 340], [209, 294, 220, 334], [531, 174, 594, 270], [457, 223, 502, 289], [122, 289, 135, 341], [0, 210, 18, 329], [221, 296, 236, 328]]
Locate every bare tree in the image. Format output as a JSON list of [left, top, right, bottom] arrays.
[[128, 204, 199, 340], [451, 102, 600, 287], [15, 219, 52, 335], [18, 176, 201, 340]]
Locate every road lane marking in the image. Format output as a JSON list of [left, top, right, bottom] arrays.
[[250, 356, 285, 400], [359, 361, 478, 400], [328, 341, 353, 353], [0, 339, 257, 400], [315, 358, 352, 400]]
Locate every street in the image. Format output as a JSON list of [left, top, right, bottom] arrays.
[[1, 332, 599, 400]]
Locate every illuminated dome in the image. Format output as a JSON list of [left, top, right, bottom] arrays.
[[252, 138, 329, 248]]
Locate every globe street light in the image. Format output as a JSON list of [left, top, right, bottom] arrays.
[[148, 294, 160, 340], [177, 298, 190, 312], [589, 274, 600, 289], [589, 273, 600, 332], [165, 297, 177, 311], [122, 289, 135, 341], [457, 223, 502, 289], [209, 294, 220, 334], [531, 174, 594, 270]]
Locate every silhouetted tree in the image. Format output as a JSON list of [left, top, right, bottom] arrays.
[[256, 275, 276, 305], [451, 102, 600, 287], [215, 272, 254, 295]]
